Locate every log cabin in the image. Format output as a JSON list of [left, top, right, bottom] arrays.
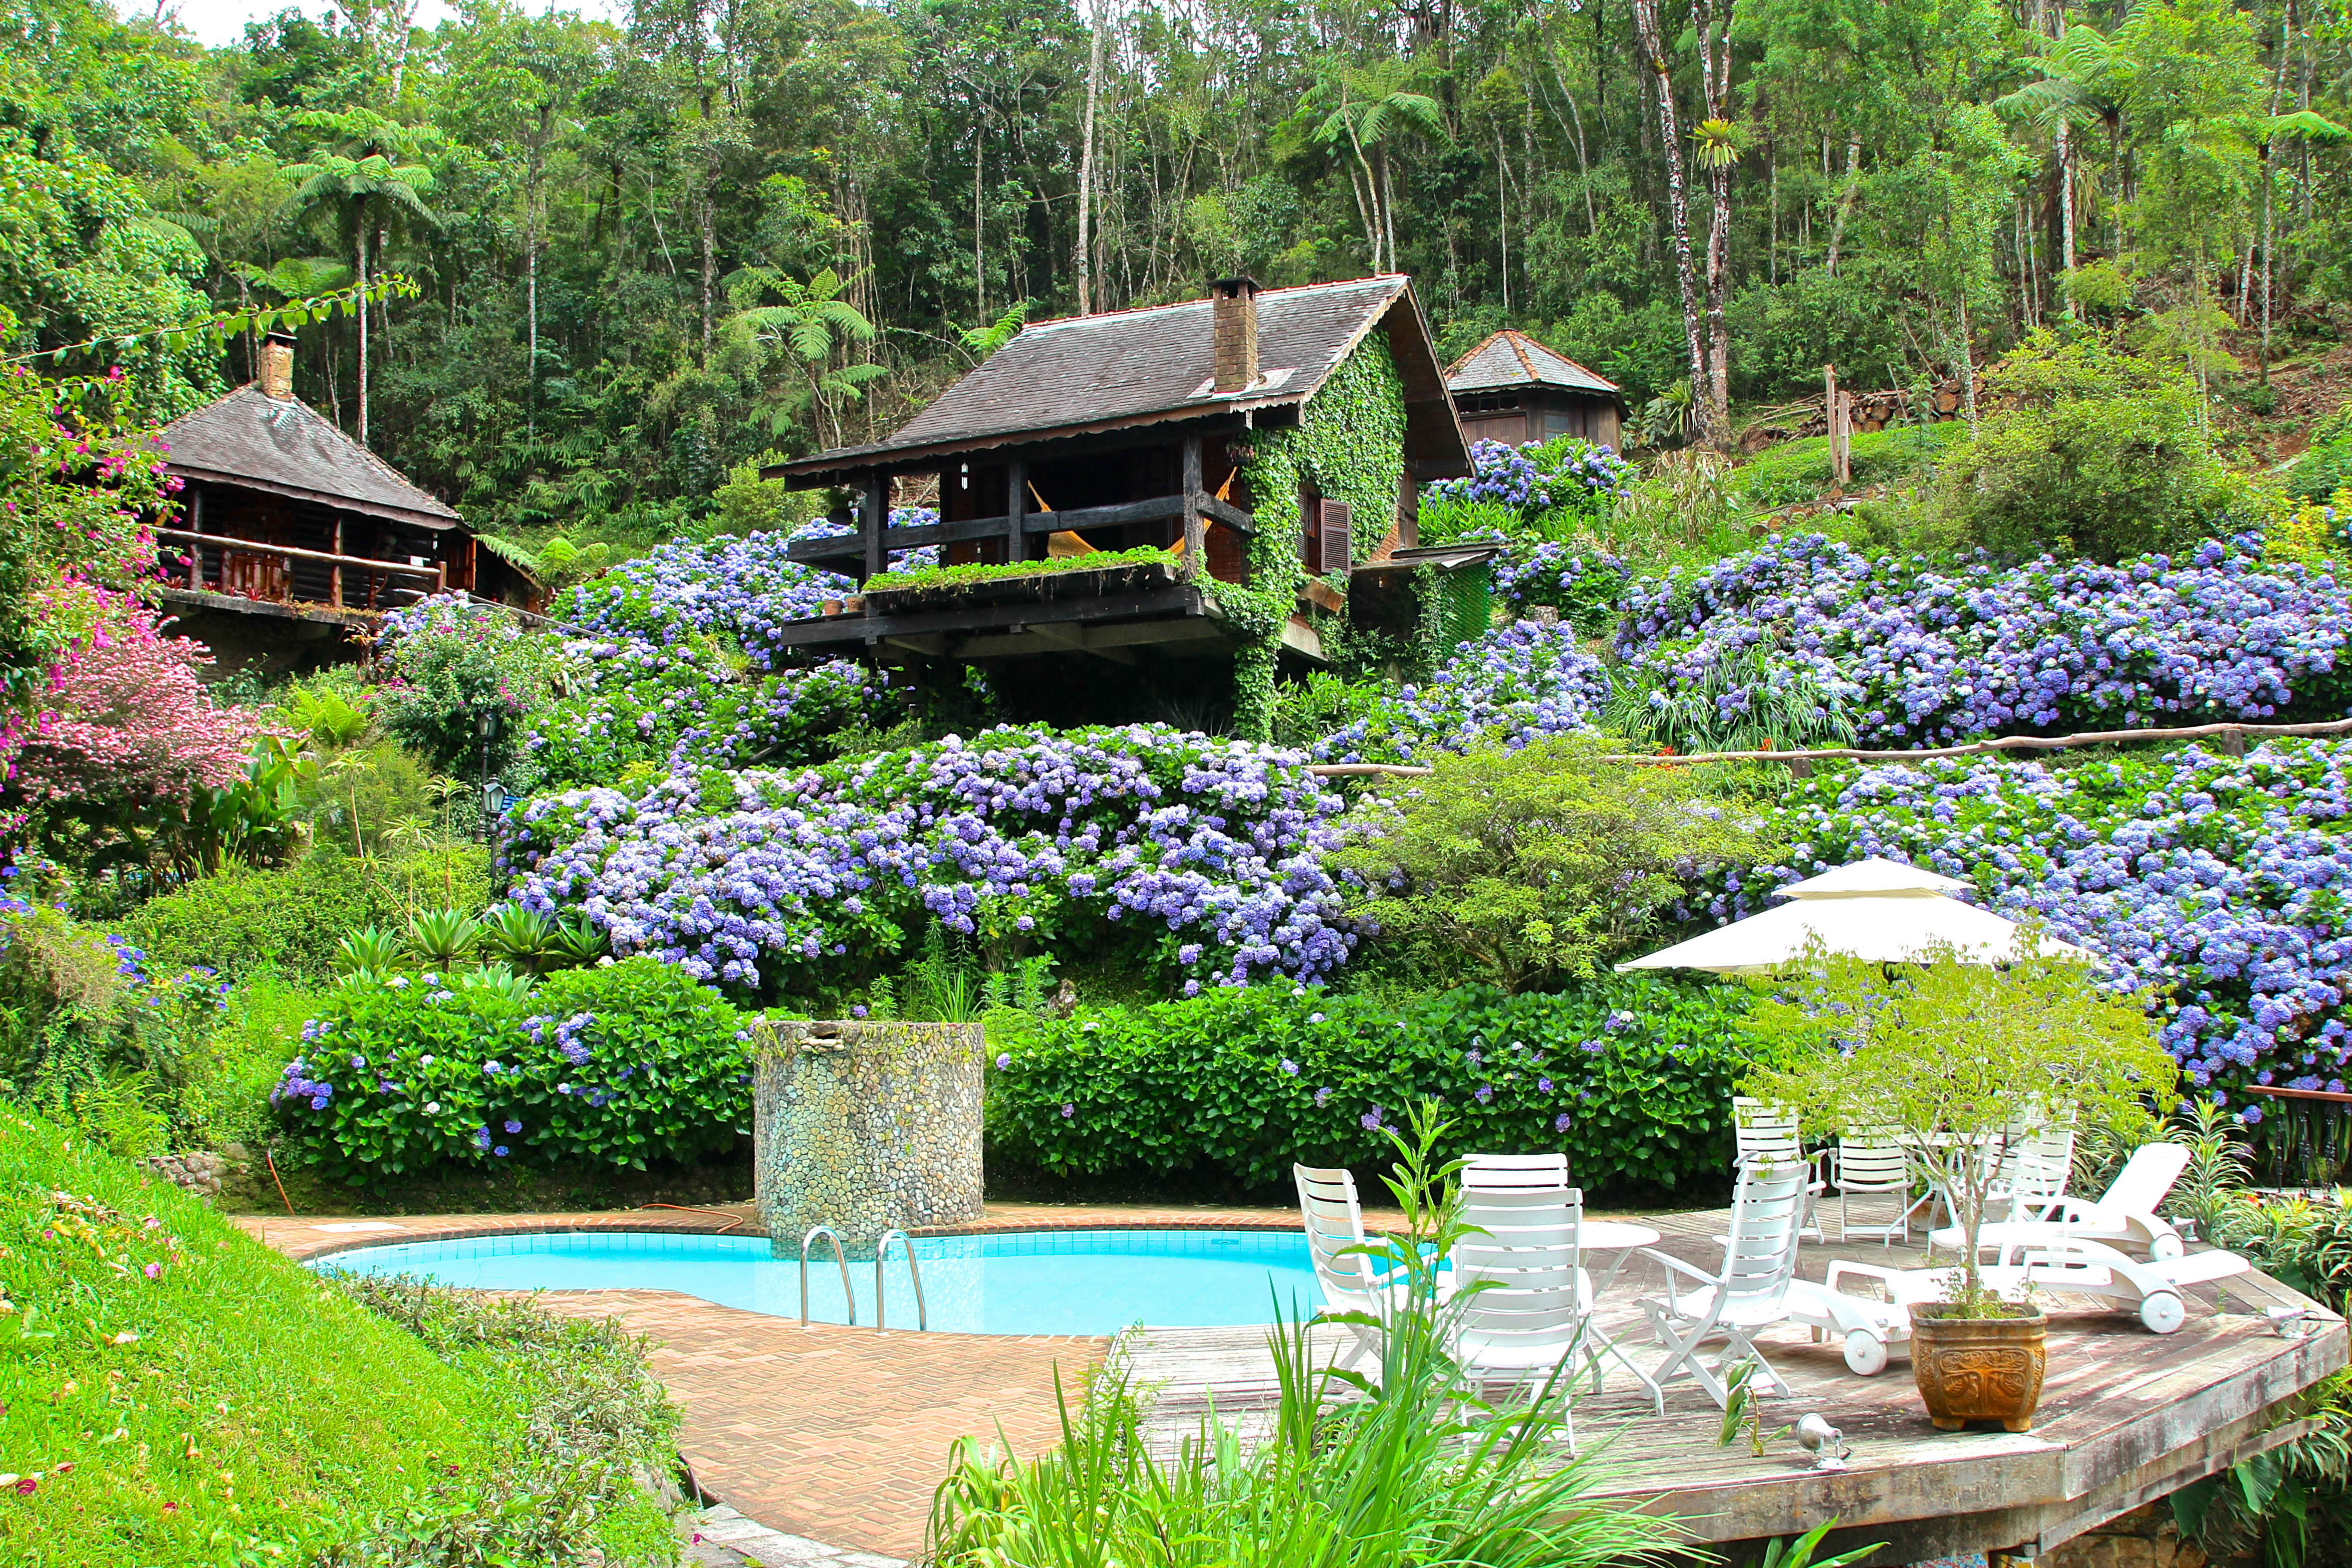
[[769, 275, 1470, 697], [1446, 329, 1626, 450], [152, 336, 520, 674]]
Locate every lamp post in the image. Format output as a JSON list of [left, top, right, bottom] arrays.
[[476, 707, 503, 840]]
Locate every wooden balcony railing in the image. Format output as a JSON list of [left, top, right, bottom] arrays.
[[156, 526, 444, 610]]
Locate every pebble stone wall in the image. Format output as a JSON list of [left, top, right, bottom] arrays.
[[752, 1018, 985, 1260]]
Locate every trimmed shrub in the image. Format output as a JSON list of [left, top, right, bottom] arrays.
[[126, 847, 491, 983], [985, 976, 1760, 1198], [270, 956, 753, 1181]]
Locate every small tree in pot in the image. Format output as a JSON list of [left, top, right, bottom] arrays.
[[1740, 939, 2177, 1431]]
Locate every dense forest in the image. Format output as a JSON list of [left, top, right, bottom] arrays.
[[5, 0, 2349, 542]]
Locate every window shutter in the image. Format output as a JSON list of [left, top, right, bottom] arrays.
[[1319, 500, 1351, 575]]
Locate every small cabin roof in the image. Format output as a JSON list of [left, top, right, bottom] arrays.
[[1447, 329, 1619, 400], [158, 386, 462, 530], [782, 275, 1466, 480]]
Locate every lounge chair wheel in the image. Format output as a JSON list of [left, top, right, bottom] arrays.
[[1843, 1329, 1888, 1376], [2139, 1290, 2185, 1334], [2149, 1232, 2185, 1262]]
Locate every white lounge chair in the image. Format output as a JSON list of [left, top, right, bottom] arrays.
[[1826, 1237, 2249, 1335], [1734, 1097, 1828, 1242], [1830, 1128, 1923, 1248], [1928, 1142, 2191, 1262], [1294, 1164, 1414, 1372], [1636, 1159, 1810, 1409], [1455, 1170, 1660, 1411]]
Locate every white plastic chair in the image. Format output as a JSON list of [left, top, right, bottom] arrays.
[[1930, 1141, 2191, 1262], [1733, 1098, 1828, 1242], [1294, 1164, 1411, 1372], [1637, 1159, 1810, 1410], [1830, 1128, 1922, 1247], [1451, 1184, 1592, 1440]]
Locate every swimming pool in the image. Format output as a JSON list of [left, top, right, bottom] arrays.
[[312, 1228, 1329, 1336]]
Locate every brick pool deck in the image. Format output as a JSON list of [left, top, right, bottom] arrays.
[[242, 1200, 1327, 1559]]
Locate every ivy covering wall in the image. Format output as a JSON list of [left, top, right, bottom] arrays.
[[1225, 330, 1409, 739]]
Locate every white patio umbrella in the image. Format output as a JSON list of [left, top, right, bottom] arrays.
[[1617, 856, 2098, 976]]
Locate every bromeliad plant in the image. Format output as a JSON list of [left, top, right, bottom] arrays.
[[1741, 942, 2178, 1314]]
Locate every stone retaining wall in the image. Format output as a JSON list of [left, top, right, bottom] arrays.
[[752, 1019, 984, 1259]]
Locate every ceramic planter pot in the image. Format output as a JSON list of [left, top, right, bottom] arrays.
[[1908, 1303, 2047, 1432]]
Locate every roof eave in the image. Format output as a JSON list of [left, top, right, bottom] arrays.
[[169, 465, 462, 529], [771, 391, 1310, 484]]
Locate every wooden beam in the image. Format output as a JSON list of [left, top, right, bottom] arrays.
[[860, 473, 885, 582], [1024, 621, 1137, 665], [955, 619, 1231, 660], [1007, 458, 1026, 565], [1181, 434, 1204, 584], [1200, 495, 1254, 535], [764, 584, 1206, 648]]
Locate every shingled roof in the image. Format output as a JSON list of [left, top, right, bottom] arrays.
[[158, 386, 461, 529], [785, 275, 1459, 478], [1447, 329, 1620, 399]]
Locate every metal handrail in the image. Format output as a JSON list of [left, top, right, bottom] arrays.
[[800, 1224, 854, 1327], [874, 1229, 928, 1333]]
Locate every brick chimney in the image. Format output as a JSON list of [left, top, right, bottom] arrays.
[[258, 334, 295, 400], [1211, 276, 1260, 394]]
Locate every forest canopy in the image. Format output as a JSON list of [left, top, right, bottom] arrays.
[[2, 0, 2346, 542]]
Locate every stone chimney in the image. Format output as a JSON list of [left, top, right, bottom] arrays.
[[1211, 276, 1261, 394], [258, 335, 295, 400]]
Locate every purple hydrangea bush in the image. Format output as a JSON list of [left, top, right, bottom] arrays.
[[1615, 532, 2352, 747], [502, 724, 1356, 996], [1310, 620, 1613, 763], [1699, 740, 2352, 1110], [1423, 438, 1637, 518], [270, 956, 753, 1181]]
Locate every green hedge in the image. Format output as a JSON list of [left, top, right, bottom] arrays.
[[126, 846, 491, 983], [986, 976, 1761, 1197], [270, 956, 754, 1182], [0, 1103, 658, 1562]]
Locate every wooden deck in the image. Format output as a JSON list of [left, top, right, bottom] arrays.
[[1116, 1211, 2348, 1565]]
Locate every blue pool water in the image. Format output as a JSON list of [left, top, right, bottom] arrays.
[[312, 1228, 1328, 1336]]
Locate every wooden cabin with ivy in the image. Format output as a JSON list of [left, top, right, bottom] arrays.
[[151, 335, 524, 676], [770, 275, 1472, 731]]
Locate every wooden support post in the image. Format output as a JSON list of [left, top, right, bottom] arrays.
[[1825, 365, 1851, 487], [2221, 726, 2246, 759], [1007, 459, 1027, 565], [861, 472, 886, 583], [330, 516, 344, 608], [1180, 434, 1205, 584], [188, 485, 205, 589]]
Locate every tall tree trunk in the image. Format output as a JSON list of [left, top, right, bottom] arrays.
[[2056, 115, 2077, 280], [1380, 145, 1398, 275], [699, 174, 716, 359], [1631, 0, 1707, 448], [973, 114, 986, 318], [1076, 0, 1105, 313], [355, 215, 370, 446], [1824, 139, 1860, 276], [527, 132, 542, 437], [1496, 130, 1510, 317], [1694, 0, 1733, 449]]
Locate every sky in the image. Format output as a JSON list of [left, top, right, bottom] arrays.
[[154, 0, 626, 49]]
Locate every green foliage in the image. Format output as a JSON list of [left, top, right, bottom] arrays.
[[1929, 330, 2232, 561], [985, 976, 1761, 1197], [1604, 644, 1859, 755], [125, 846, 493, 984], [865, 545, 1178, 594], [374, 599, 569, 777], [1734, 423, 1967, 510], [937, 1106, 1688, 1568], [272, 956, 753, 1182], [1330, 735, 1766, 992], [1271, 671, 1386, 751], [0, 1105, 673, 1563], [1742, 947, 2179, 1310], [1230, 334, 1408, 739], [2290, 406, 2352, 504], [2212, 1189, 2352, 1314]]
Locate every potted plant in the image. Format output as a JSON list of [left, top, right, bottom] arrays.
[[1741, 939, 2177, 1433]]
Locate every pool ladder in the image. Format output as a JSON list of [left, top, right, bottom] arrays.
[[798, 1225, 927, 1334]]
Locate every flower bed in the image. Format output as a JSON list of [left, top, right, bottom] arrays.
[[503, 725, 1355, 994], [1614, 532, 2352, 746], [1709, 739, 2352, 1103], [1309, 620, 1613, 763], [986, 975, 1757, 1196], [1419, 437, 1635, 544]]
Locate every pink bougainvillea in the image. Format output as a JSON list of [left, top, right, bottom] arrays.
[[8, 592, 266, 808]]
